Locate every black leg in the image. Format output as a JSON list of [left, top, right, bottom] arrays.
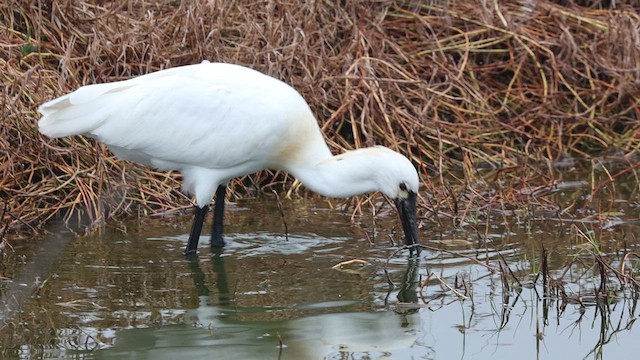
[[211, 185, 227, 247], [185, 206, 208, 255]]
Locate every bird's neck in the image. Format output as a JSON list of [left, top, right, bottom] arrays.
[[288, 151, 379, 198]]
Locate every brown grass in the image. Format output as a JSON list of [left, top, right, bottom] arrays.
[[1, 0, 639, 235]]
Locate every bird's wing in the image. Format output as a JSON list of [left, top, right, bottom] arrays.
[[38, 67, 185, 137], [40, 63, 309, 170]]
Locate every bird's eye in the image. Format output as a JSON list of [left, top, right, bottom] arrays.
[[399, 183, 407, 191]]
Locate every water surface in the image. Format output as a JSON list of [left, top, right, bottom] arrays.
[[1, 195, 639, 359]]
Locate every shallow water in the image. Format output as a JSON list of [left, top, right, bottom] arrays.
[[1, 196, 640, 359]]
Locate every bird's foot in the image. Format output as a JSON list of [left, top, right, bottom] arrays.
[[408, 244, 422, 258], [184, 247, 198, 256], [211, 234, 225, 248]]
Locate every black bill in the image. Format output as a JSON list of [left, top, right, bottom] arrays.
[[394, 191, 421, 256]]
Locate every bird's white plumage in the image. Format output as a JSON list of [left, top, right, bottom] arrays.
[[38, 62, 419, 208]]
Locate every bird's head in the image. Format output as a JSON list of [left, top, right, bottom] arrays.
[[293, 145, 422, 256], [345, 146, 421, 256]]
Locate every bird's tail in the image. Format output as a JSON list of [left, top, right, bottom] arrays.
[[38, 81, 134, 138]]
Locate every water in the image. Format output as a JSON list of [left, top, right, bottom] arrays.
[[1, 196, 640, 359]]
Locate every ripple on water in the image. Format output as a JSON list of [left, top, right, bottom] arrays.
[[148, 231, 350, 258]]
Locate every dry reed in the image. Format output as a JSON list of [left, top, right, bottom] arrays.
[[1, 0, 639, 235]]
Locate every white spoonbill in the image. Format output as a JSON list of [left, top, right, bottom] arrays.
[[38, 62, 421, 256]]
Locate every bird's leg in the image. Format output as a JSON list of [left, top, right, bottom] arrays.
[[185, 206, 208, 255], [211, 185, 227, 248]]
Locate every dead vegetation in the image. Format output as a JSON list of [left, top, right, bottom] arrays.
[[1, 0, 639, 235]]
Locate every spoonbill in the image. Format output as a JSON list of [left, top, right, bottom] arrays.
[[38, 62, 421, 256]]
